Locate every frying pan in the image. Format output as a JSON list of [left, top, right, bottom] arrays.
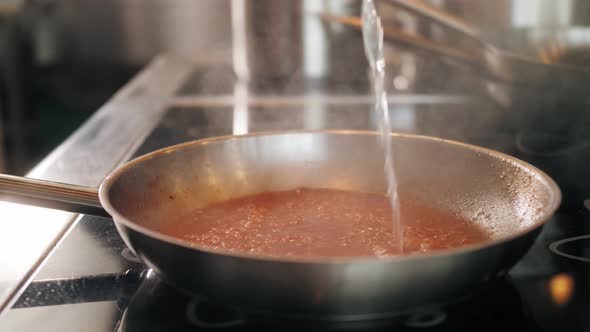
[[0, 131, 560, 319]]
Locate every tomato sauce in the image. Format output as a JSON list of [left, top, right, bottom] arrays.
[[156, 187, 489, 258]]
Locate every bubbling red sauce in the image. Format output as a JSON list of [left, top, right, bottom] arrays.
[[155, 188, 489, 258]]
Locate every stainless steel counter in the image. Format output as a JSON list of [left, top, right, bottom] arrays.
[[0, 55, 194, 315]]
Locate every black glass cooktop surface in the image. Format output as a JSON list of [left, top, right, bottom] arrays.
[[2, 102, 590, 332]]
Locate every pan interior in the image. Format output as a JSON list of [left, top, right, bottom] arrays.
[[105, 132, 559, 244]]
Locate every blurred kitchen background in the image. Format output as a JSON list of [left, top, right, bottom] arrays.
[[0, 0, 588, 174], [0, 0, 232, 174]]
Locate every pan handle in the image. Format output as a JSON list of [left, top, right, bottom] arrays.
[[385, 0, 482, 42], [0, 174, 109, 218], [318, 14, 477, 64]]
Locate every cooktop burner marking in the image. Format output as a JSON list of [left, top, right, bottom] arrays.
[[549, 235, 590, 263], [121, 248, 142, 263], [405, 308, 447, 328], [185, 299, 246, 328]]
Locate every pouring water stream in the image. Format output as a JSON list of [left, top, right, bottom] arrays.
[[361, 0, 403, 253]]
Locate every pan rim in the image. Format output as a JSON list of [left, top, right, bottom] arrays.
[[98, 129, 562, 265]]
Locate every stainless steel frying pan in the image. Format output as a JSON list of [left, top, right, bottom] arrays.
[[0, 131, 560, 319]]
